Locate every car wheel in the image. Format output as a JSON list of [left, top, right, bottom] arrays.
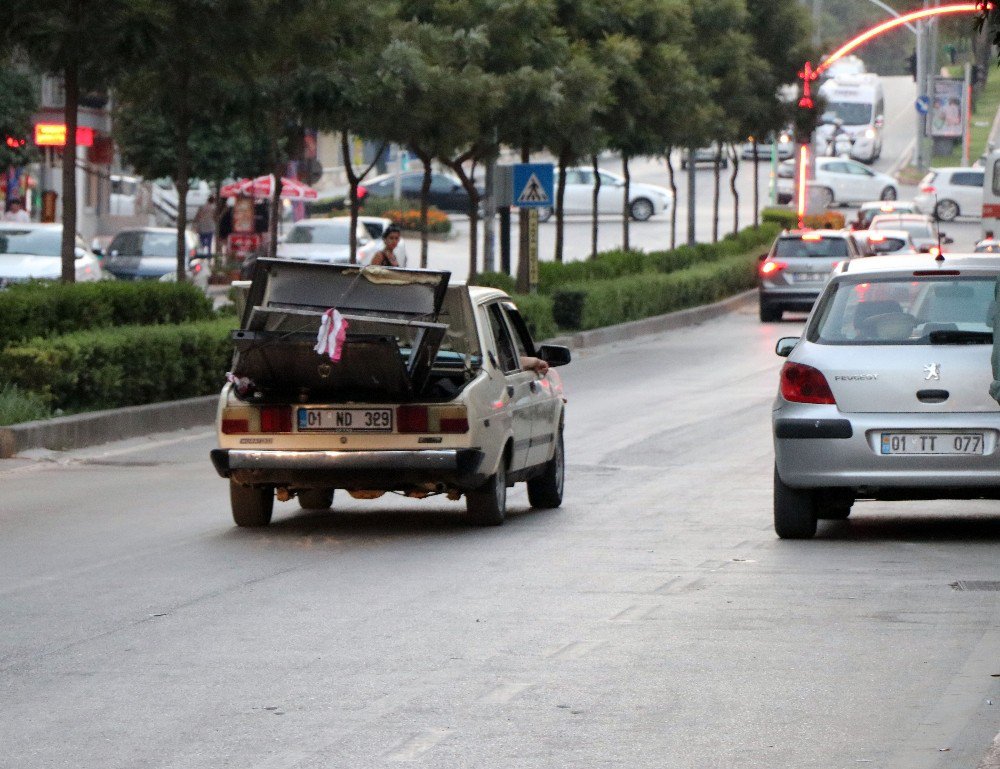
[[628, 198, 655, 222], [773, 465, 817, 539], [815, 490, 853, 520], [538, 207, 554, 223], [935, 199, 960, 222], [466, 459, 507, 526], [759, 302, 782, 323], [818, 187, 835, 209], [879, 186, 897, 201], [527, 429, 564, 509], [298, 488, 334, 509], [817, 506, 851, 520], [230, 481, 274, 527]]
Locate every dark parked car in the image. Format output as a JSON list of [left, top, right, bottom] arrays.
[[101, 227, 208, 288], [357, 172, 483, 214]]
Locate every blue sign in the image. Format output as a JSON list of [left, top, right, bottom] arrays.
[[513, 163, 554, 208], [916, 95, 930, 115]]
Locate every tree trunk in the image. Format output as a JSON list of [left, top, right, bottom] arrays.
[[752, 139, 759, 229], [622, 154, 631, 251], [444, 158, 481, 282], [342, 134, 386, 263], [269, 166, 282, 260], [728, 144, 740, 236], [61, 59, 79, 283], [555, 150, 568, 263], [174, 102, 192, 282], [590, 154, 600, 259], [418, 151, 432, 268], [711, 151, 721, 244], [665, 150, 677, 250]]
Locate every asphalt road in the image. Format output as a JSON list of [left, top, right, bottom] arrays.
[[4, 300, 1000, 769]]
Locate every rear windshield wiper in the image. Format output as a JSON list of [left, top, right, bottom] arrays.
[[928, 330, 993, 344]]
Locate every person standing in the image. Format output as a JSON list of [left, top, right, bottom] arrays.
[[193, 195, 216, 255], [2, 197, 29, 222], [370, 225, 403, 266]]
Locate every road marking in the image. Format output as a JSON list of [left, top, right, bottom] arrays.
[[609, 604, 657, 622], [385, 728, 453, 761], [653, 577, 683, 594], [479, 682, 534, 704], [546, 640, 605, 659]]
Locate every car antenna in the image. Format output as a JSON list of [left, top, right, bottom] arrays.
[[933, 192, 945, 261]]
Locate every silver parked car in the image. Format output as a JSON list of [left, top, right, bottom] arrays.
[[102, 227, 208, 288], [0, 222, 103, 287], [211, 260, 571, 527], [772, 253, 1000, 538], [758, 229, 862, 322]]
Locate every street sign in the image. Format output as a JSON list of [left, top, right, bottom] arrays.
[[513, 163, 554, 209], [916, 95, 930, 115]]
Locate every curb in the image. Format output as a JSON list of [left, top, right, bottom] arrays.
[[0, 291, 755, 458]]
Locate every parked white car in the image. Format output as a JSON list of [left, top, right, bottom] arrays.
[[0, 223, 103, 287], [275, 218, 376, 264], [914, 167, 984, 221], [539, 167, 673, 222], [776, 156, 898, 207], [212, 261, 571, 527]]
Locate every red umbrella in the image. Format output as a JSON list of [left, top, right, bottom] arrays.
[[220, 175, 318, 200]]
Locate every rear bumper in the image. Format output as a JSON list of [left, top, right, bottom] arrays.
[[759, 288, 820, 312], [210, 448, 488, 491]]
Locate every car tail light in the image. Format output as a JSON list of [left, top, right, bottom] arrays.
[[397, 405, 469, 434], [868, 233, 885, 242], [759, 260, 787, 278], [192, 262, 203, 274], [780, 362, 836, 405], [920, 185, 936, 194], [222, 418, 250, 434], [397, 405, 429, 433], [801, 232, 822, 241], [357, 185, 368, 199], [260, 405, 292, 433]]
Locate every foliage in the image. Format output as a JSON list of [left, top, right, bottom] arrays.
[[0, 383, 50, 426], [473, 271, 516, 294], [761, 207, 846, 230], [0, 318, 236, 411], [0, 67, 39, 168], [379, 208, 451, 234], [509, 293, 558, 341], [0, 282, 214, 350]]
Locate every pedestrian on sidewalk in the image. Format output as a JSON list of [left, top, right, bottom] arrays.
[[2, 197, 29, 222], [193, 195, 216, 256], [370, 225, 403, 267]]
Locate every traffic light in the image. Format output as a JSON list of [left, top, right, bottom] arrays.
[[906, 52, 917, 82], [4, 136, 26, 149]]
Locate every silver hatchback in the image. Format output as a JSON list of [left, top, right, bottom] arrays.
[[772, 254, 1000, 538], [759, 229, 862, 322]]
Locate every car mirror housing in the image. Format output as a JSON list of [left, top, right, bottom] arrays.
[[537, 344, 572, 367], [775, 337, 798, 357]]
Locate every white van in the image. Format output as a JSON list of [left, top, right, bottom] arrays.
[[981, 149, 1000, 233], [815, 74, 885, 164]]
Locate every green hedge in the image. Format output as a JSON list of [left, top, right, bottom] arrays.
[[509, 293, 557, 341], [552, 252, 759, 331], [0, 317, 235, 411], [761, 206, 846, 230], [0, 281, 214, 349]]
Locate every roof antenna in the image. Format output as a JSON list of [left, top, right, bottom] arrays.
[[934, 192, 945, 261]]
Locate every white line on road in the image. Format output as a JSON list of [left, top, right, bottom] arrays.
[[479, 682, 534, 704], [385, 728, 454, 762], [546, 640, 605, 660], [608, 604, 658, 622]]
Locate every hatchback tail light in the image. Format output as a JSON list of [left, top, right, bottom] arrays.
[[397, 405, 429, 433], [260, 405, 293, 433], [397, 405, 469, 434], [920, 185, 936, 194], [759, 260, 787, 278], [780, 362, 837, 405]]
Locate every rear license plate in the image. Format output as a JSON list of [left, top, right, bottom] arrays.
[[792, 272, 827, 282], [298, 408, 394, 432], [880, 432, 984, 455]]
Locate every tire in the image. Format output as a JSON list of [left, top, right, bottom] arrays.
[[230, 481, 274, 527], [935, 199, 959, 222], [816, 490, 853, 520], [773, 466, 817, 539], [537, 207, 554, 223], [466, 459, 507, 526], [527, 429, 564, 509], [879, 186, 897, 201], [817, 507, 851, 520], [298, 488, 334, 509], [759, 302, 782, 323], [817, 187, 834, 209], [629, 198, 655, 222]]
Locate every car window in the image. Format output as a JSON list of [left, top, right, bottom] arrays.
[[598, 172, 619, 186], [951, 171, 983, 187], [846, 162, 873, 176], [774, 236, 849, 259], [286, 223, 350, 245], [430, 175, 457, 192], [824, 162, 850, 174], [400, 176, 423, 192], [502, 303, 536, 358], [137, 232, 176, 257], [109, 231, 142, 256], [869, 237, 908, 254], [0, 228, 62, 256], [564, 170, 585, 185], [486, 303, 519, 373], [825, 101, 873, 126], [809, 277, 995, 344]]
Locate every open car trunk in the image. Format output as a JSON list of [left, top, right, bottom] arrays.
[[231, 260, 473, 403]]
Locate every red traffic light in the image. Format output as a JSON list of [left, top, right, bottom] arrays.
[[5, 136, 27, 149]]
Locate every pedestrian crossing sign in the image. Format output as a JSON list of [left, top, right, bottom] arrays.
[[513, 163, 554, 208]]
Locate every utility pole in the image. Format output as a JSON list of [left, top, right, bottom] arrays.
[[812, 0, 822, 47], [686, 148, 696, 246], [915, 13, 927, 169]]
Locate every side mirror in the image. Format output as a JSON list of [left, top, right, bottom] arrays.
[[875, 115, 885, 129], [537, 344, 572, 368], [918, 244, 931, 253], [775, 337, 798, 357], [74, 247, 86, 259], [758, 252, 768, 263], [943, 235, 954, 244], [92, 247, 103, 257]]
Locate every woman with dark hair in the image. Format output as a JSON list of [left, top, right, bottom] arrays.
[[370, 225, 402, 267]]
